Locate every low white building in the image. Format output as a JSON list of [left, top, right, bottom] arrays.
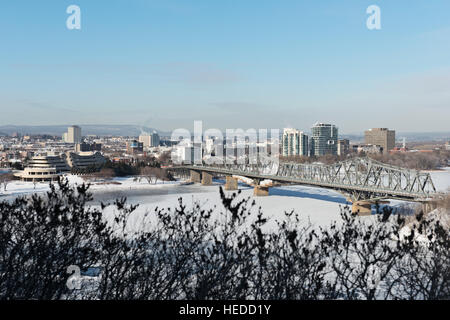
[[14, 155, 69, 182]]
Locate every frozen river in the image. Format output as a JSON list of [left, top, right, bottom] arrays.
[[2, 167, 449, 230]]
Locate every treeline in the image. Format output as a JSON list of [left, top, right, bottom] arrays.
[[0, 179, 448, 300], [281, 150, 450, 170], [369, 151, 449, 170], [93, 159, 173, 182]]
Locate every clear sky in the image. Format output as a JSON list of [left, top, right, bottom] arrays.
[[1, 0, 449, 133]]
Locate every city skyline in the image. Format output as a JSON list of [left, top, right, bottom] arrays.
[[1, 1, 450, 131]]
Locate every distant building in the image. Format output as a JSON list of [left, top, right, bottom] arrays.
[[364, 128, 395, 155], [352, 144, 383, 154], [282, 128, 309, 157], [127, 140, 144, 154], [75, 142, 102, 153], [390, 147, 407, 154], [160, 139, 178, 147], [64, 125, 82, 144], [204, 138, 215, 155], [310, 123, 338, 156], [139, 132, 160, 148], [14, 155, 69, 182], [173, 141, 202, 164], [337, 139, 350, 156], [174, 146, 195, 164], [65, 151, 106, 170], [150, 132, 160, 147]]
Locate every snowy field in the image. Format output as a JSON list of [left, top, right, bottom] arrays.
[[1, 167, 449, 230], [0, 175, 179, 198], [99, 182, 353, 233], [425, 167, 450, 192]]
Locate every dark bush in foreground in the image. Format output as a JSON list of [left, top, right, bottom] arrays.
[[0, 179, 448, 300]]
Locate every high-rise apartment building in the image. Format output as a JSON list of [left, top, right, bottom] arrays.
[[282, 128, 309, 157], [364, 128, 395, 154], [65, 126, 82, 144], [310, 123, 338, 156]]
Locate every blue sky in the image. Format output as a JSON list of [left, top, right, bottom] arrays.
[[0, 0, 449, 133]]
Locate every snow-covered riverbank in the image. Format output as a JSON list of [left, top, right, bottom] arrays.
[[0, 175, 180, 198]]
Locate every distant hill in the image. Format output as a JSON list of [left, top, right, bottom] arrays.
[[0, 125, 171, 137], [397, 132, 450, 142]]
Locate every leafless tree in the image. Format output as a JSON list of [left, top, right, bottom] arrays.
[[89, 168, 115, 182], [140, 167, 173, 184], [0, 173, 15, 192]]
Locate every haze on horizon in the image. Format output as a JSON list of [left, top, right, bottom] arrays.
[[1, 0, 450, 133]]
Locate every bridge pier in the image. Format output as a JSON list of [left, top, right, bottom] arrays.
[[201, 172, 213, 185], [421, 201, 438, 214], [225, 176, 238, 190], [190, 170, 201, 183], [351, 201, 372, 215], [254, 185, 269, 197]]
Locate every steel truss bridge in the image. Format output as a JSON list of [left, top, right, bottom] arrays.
[[172, 157, 438, 202]]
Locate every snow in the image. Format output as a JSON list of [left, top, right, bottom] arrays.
[[0, 174, 180, 199], [1, 167, 449, 232], [398, 207, 450, 244], [97, 182, 351, 233], [428, 167, 450, 192]]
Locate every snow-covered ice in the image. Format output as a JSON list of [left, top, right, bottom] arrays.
[[427, 167, 450, 192]]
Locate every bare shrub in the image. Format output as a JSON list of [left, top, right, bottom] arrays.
[[0, 180, 448, 300]]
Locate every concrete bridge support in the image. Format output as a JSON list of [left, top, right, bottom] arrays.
[[201, 172, 213, 185], [190, 170, 201, 183], [351, 201, 373, 215], [422, 201, 438, 214], [225, 176, 238, 190], [253, 185, 269, 197]]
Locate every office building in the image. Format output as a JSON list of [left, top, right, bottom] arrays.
[[150, 132, 160, 147], [364, 128, 395, 154], [127, 140, 144, 154], [337, 139, 350, 156], [76, 142, 102, 153], [65, 151, 106, 170], [282, 128, 309, 157], [139, 132, 160, 148], [173, 142, 202, 164], [310, 123, 338, 156], [14, 155, 69, 182], [64, 125, 82, 144]]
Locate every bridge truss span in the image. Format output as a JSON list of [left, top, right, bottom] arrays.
[[177, 157, 438, 202]]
